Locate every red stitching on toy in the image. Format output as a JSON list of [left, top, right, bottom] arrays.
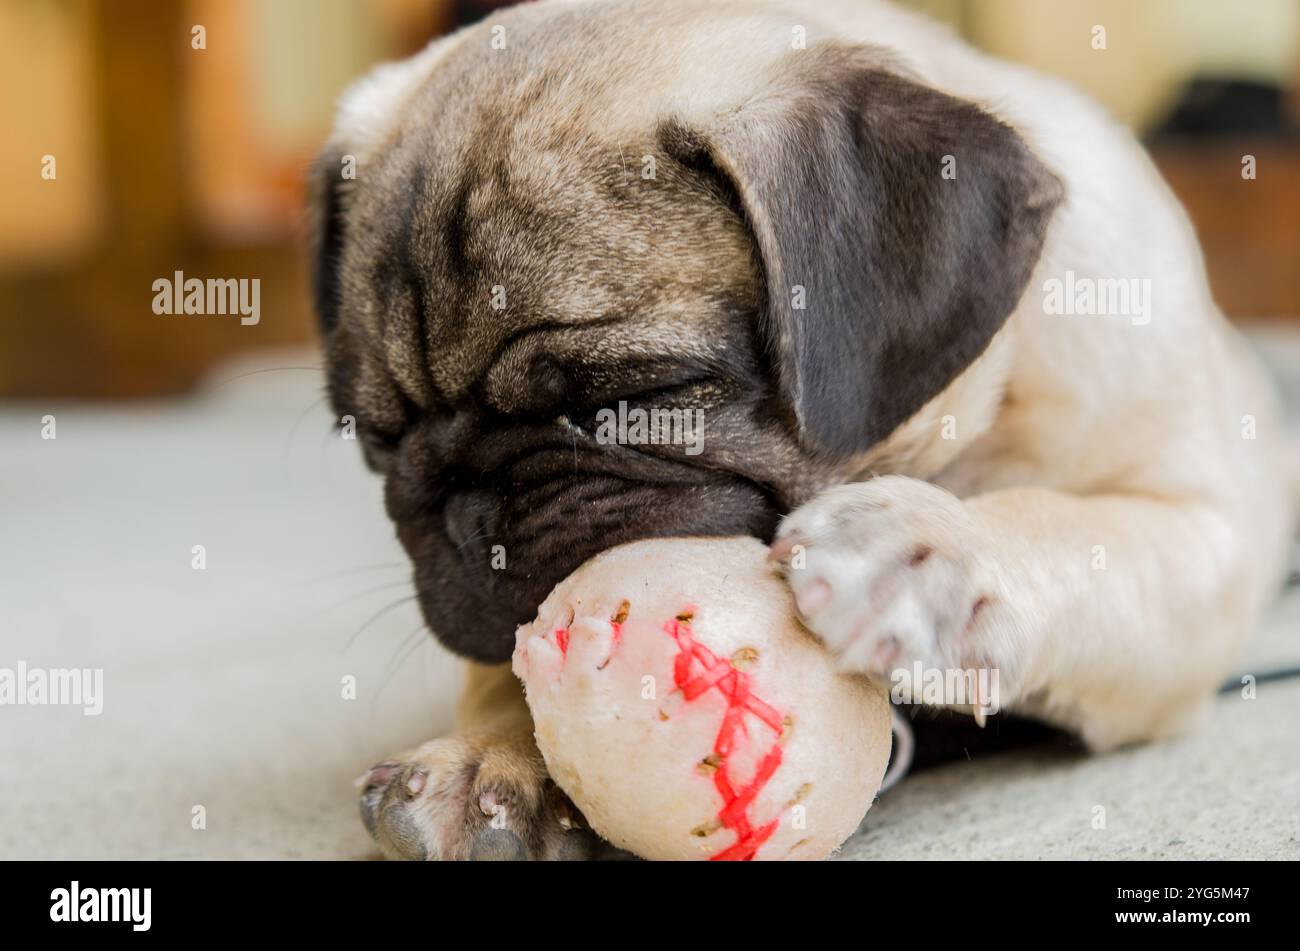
[[554, 620, 623, 665], [665, 612, 786, 861]]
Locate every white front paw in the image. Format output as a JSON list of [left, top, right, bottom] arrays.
[[770, 476, 1000, 689]]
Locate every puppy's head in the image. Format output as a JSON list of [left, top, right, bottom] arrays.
[[311, 4, 1061, 662]]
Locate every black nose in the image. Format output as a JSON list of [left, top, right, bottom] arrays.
[[442, 489, 501, 556]]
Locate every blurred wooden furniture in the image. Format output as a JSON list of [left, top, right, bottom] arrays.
[[0, 1, 300, 398], [1150, 139, 1300, 319], [0, 0, 447, 399]]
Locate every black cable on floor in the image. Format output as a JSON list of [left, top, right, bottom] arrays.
[[1218, 665, 1300, 693]]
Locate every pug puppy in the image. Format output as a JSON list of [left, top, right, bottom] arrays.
[[313, 0, 1296, 860]]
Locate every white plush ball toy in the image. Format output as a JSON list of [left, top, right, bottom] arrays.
[[512, 536, 894, 861]]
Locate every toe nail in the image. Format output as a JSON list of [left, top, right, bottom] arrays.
[[870, 636, 900, 675], [358, 763, 399, 789], [767, 534, 802, 563], [795, 579, 831, 616]]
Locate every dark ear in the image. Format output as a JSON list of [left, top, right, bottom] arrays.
[[307, 148, 350, 336], [670, 45, 1063, 457]]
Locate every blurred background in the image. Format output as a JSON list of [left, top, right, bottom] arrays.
[[1, 0, 1298, 398], [1, 1, 1298, 860]]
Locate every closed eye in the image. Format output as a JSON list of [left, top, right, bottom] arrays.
[[569, 377, 714, 425]]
